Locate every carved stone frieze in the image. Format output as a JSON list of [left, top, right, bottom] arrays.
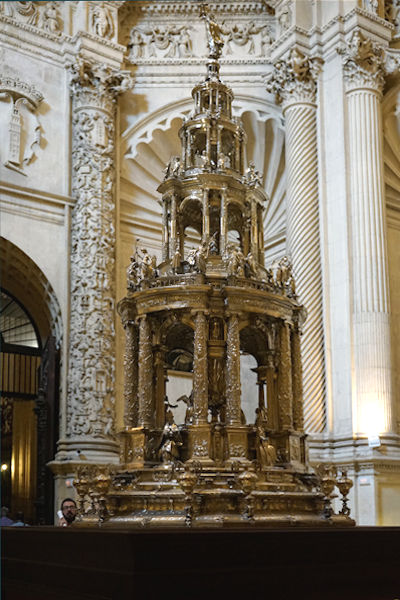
[[266, 47, 321, 109], [128, 25, 193, 61], [0, 75, 43, 175], [339, 31, 385, 93], [66, 58, 132, 440], [1, 0, 64, 35]]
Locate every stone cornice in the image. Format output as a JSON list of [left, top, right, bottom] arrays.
[[121, 1, 270, 18]]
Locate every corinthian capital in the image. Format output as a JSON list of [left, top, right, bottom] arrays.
[[266, 48, 321, 109], [68, 58, 134, 114], [339, 31, 385, 93]]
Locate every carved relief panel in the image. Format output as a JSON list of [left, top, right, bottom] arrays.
[[0, 75, 43, 175]]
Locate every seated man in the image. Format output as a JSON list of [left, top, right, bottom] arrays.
[[58, 498, 77, 527]]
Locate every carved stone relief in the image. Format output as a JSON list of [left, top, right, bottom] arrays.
[[266, 47, 321, 108], [91, 2, 114, 40], [385, 0, 400, 37], [66, 58, 133, 440], [339, 30, 385, 93], [128, 25, 194, 61], [0, 75, 43, 175], [1, 1, 64, 35]]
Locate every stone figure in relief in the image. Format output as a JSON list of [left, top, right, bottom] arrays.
[[225, 22, 265, 55], [129, 28, 145, 60], [261, 25, 273, 55], [278, 4, 291, 32], [177, 27, 193, 58], [43, 2, 61, 34], [91, 2, 114, 39]]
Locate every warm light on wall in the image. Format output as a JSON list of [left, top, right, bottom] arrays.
[[1, 463, 8, 472]]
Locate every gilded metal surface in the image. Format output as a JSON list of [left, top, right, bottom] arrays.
[[79, 6, 354, 529]]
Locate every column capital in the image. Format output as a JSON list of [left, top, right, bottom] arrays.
[[338, 31, 385, 95], [266, 48, 321, 110], [68, 57, 133, 114]]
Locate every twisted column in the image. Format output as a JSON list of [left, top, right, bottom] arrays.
[[193, 311, 209, 425], [341, 32, 394, 434], [267, 48, 326, 432], [137, 316, 154, 428], [66, 58, 132, 456], [226, 313, 241, 425]]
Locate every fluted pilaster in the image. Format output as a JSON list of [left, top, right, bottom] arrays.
[[267, 48, 326, 432], [342, 32, 393, 434]]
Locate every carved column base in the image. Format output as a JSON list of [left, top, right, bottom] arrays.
[[270, 430, 307, 471], [118, 427, 148, 468], [225, 426, 249, 463], [187, 424, 213, 463], [56, 438, 119, 463]]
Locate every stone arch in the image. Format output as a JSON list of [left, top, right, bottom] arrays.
[[0, 237, 63, 347]]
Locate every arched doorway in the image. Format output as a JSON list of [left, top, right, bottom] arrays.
[[0, 238, 62, 524]]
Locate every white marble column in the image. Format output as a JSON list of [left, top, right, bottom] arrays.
[[341, 31, 394, 435], [63, 58, 132, 460], [267, 48, 326, 432]]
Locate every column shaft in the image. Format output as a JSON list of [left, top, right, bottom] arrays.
[[347, 87, 393, 434], [285, 101, 326, 432], [138, 316, 154, 428], [193, 312, 209, 424], [277, 322, 293, 430], [123, 321, 139, 428], [226, 314, 241, 425]]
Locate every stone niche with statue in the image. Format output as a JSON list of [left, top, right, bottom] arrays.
[[75, 7, 354, 528]]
